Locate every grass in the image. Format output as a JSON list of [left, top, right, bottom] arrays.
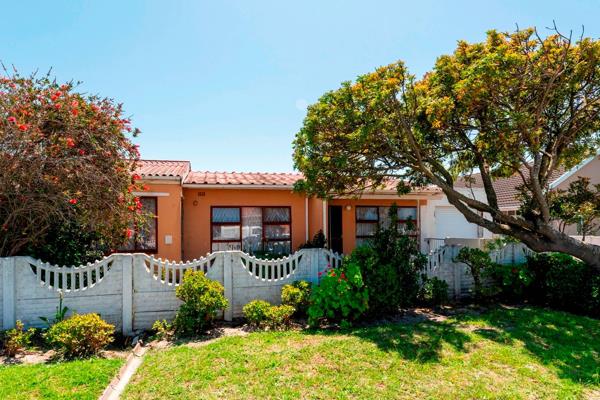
[[0, 357, 123, 399], [124, 306, 600, 399]]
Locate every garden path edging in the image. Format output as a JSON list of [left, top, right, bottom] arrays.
[[99, 342, 147, 400]]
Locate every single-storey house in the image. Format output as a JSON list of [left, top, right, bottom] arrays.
[[130, 160, 493, 261]]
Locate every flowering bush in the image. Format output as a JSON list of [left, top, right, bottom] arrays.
[[281, 280, 311, 316], [243, 300, 295, 330], [0, 71, 146, 257], [1, 320, 36, 357], [243, 300, 271, 327], [174, 270, 228, 335], [45, 313, 114, 358], [308, 261, 368, 327]]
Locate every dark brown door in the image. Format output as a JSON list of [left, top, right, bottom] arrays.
[[328, 205, 343, 254]]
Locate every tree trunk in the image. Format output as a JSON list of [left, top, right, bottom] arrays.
[[517, 229, 600, 272]]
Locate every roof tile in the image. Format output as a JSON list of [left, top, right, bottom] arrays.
[[135, 160, 191, 178], [184, 171, 302, 186]]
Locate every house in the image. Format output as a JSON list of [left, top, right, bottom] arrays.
[[131, 160, 493, 261], [462, 154, 600, 236]]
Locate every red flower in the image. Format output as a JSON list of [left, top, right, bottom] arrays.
[[17, 124, 29, 131], [132, 173, 141, 181], [68, 198, 78, 205], [6, 116, 16, 123], [125, 228, 134, 239], [142, 184, 149, 191], [66, 137, 75, 148], [71, 108, 79, 116], [54, 103, 62, 109], [78, 149, 86, 156]]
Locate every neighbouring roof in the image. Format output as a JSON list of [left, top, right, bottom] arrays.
[[184, 171, 302, 187], [135, 160, 191, 179], [456, 166, 566, 210]]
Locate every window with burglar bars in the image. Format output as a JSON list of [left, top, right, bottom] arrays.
[[355, 205, 418, 246], [120, 197, 158, 253], [211, 206, 291, 254]]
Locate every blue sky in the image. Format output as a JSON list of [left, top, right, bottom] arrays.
[[2, 1, 599, 172]]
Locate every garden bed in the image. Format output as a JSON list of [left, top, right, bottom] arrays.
[[124, 305, 600, 399]]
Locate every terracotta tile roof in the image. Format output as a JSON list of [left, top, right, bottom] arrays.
[[135, 160, 191, 179], [184, 171, 302, 186], [456, 166, 566, 209]]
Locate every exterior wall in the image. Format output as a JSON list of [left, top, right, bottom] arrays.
[[553, 156, 600, 236], [420, 188, 493, 250], [308, 197, 325, 239], [182, 188, 309, 261], [329, 198, 422, 255], [139, 181, 183, 261]]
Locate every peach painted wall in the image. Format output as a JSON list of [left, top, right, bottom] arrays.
[[308, 197, 325, 239], [329, 198, 424, 254], [140, 181, 183, 261], [182, 188, 309, 261]]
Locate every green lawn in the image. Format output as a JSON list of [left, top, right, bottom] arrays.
[[0, 357, 123, 400], [124, 306, 600, 399]]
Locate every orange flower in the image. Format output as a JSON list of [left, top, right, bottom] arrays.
[[66, 137, 76, 148]]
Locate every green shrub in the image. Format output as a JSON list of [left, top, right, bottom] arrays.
[[298, 230, 326, 249], [526, 253, 600, 317], [174, 270, 228, 335], [151, 320, 174, 341], [2, 320, 35, 357], [24, 220, 110, 266], [281, 280, 311, 315], [486, 262, 533, 301], [243, 301, 295, 330], [353, 205, 426, 316], [308, 261, 368, 327], [264, 305, 295, 330], [243, 300, 272, 327], [45, 313, 114, 358], [418, 276, 449, 306], [454, 247, 496, 301]]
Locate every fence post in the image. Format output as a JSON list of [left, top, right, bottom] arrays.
[[121, 255, 134, 336], [310, 249, 319, 284], [223, 252, 233, 321], [2, 257, 16, 330], [451, 247, 462, 299]]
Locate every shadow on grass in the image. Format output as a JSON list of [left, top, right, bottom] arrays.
[[311, 318, 472, 363], [456, 306, 600, 385], [308, 305, 599, 385]]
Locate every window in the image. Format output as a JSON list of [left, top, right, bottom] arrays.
[[356, 205, 418, 246], [121, 197, 158, 253], [211, 206, 291, 254]]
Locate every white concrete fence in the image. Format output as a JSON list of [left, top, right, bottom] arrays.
[[426, 243, 531, 299], [0, 249, 342, 335]]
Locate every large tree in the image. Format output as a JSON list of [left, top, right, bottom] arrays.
[[0, 70, 145, 258], [293, 28, 600, 270]]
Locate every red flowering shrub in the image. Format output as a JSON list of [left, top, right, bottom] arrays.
[[308, 261, 368, 328], [0, 71, 145, 257]]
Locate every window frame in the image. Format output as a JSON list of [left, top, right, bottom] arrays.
[[210, 206, 292, 253], [355, 205, 419, 241], [120, 196, 159, 254]]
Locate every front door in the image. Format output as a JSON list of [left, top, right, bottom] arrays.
[[328, 205, 343, 254]]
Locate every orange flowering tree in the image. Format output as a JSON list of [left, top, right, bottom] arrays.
[[0, 71, 145, 258], [293, 27, 600, 270]]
